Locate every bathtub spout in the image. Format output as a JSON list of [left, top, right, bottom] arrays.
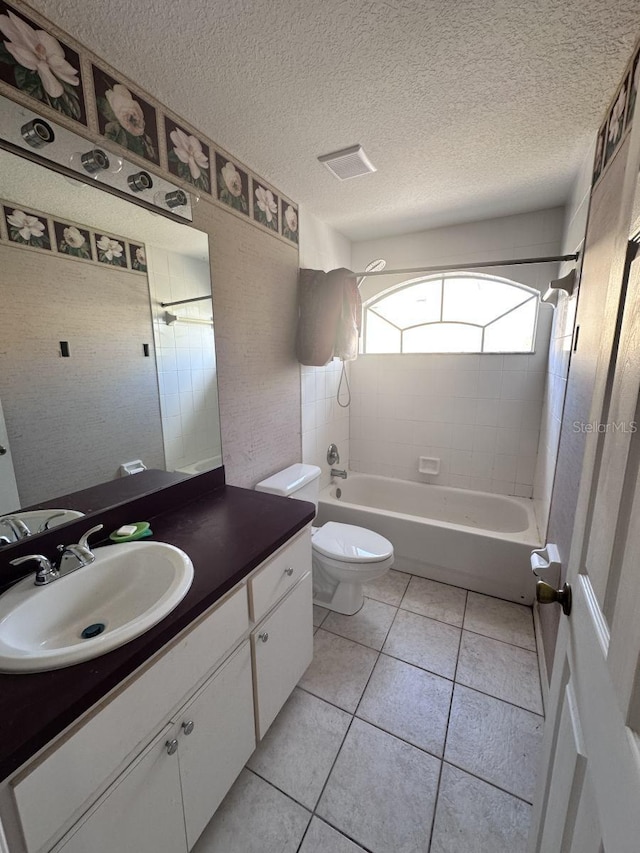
[[331, 468, 348, 479]]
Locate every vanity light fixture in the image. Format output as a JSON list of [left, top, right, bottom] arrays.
[[163, 189, 188, 209], [0, 92, 194, 221], [542, 269, 577, 304], [20, 118, 54, 149], [127, 171, 153, 192], [80, 147, 110, 174]]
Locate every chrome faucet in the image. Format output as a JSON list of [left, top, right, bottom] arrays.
[[9, 524, 104, 586], [0, 515, 31, 541], [331, 468, 348, 479], [56, 524, 104, 575]]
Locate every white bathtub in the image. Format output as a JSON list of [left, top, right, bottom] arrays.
[[316, 473, 541, 605]]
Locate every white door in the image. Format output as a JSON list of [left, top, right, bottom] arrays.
[[0, 396, 19, 514], [528, 247, 640, 852]]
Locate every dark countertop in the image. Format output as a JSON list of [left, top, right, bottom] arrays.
[[0, 483, 314, 782]]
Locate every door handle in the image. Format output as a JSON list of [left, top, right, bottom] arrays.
[[0, 445, 6, 456], [536, 580, 572, 616]]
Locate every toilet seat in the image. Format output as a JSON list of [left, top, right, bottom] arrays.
[[312, 522, 393, 564]]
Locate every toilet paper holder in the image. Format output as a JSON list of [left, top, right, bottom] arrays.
[[530, 543, 561, 578]]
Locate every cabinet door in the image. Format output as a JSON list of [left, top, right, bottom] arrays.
[[252, 572, 313, 739], [54, 725, 186, 853], [178, 641, 255, 850]]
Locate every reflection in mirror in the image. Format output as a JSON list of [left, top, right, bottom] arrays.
[[0, 148, 222, 534]]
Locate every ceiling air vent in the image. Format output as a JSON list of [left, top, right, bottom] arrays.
[[318, 145, 376, 181]]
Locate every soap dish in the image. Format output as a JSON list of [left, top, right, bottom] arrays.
[[109, 522, 152, 543]]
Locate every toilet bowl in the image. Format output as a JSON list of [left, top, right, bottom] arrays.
[[255, 464, 394, 615]]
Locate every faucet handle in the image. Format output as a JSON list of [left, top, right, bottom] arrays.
[[9, 554, 58, 585], [1, 516, 31, 540], [77, 524, 104, 550], [36, 511, 68, 534]]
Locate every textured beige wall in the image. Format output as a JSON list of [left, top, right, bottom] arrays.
[[194, 201, 301, 488], [0, 244, 165, 505]]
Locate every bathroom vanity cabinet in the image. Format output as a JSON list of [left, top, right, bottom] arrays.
[[0, 525, 313, 853]]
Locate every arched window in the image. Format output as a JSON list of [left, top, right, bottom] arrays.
[[362, 273, 539, 354]]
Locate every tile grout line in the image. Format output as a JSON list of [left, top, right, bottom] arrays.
[[426, 588, 469, 852]]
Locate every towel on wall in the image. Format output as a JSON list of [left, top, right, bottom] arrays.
[[295, 268, 362, 366]]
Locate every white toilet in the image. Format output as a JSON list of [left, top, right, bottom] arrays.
[[256, 464, 394, 615]]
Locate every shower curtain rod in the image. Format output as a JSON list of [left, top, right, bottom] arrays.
[[161, 295, 212, 307], [350, 252, 579, 279]]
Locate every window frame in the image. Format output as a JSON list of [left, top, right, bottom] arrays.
[[362, 272, 540, 355]]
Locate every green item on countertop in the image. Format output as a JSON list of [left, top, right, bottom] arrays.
[[109, 522, 152, 543]]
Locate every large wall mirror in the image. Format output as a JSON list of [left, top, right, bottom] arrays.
[[0, 147, 222, 531]]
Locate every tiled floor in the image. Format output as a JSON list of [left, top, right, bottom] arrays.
[[193, 571, 544, 853]]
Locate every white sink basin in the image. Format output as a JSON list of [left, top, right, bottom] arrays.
[[0, 542, 194, 673], [0, 509, 85, 542]]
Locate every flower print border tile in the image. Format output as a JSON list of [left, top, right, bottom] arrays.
[[603, 75, 629, 168], [281, 199, 298, 244], [626, 47, 639, 132], [3, 205, 51, 249], [0, 1, 86, 124], [53, 220, 92, 260], [252, 178, 279, 232], [128, 241, 147, 273], [592, 120, 607, 186], [215, 152, 248, 215], [95, 232, 127, 268], [92, 64, 160, 165], [165, 116, 211, 194]]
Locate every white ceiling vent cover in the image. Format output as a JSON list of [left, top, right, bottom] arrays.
[[318, 145, 377, 181]]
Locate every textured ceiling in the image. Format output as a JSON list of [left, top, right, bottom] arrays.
[[27, 0, 639, 240]]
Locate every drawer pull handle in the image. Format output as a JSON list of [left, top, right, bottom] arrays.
[[182, 720, 195, 736], [284, 567, 294, 577], [258, 632, 269, 643], [166, 738, 179, 756]]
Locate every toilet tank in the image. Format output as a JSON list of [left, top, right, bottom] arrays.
[[255, 464, 321, 509]]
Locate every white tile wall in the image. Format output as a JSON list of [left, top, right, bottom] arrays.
[[147, 246, 222, 473], [301, 359, 350, 488], [299, 207, 353, 488], [349, 309, 552, 497], [532, 143, 592, 536]]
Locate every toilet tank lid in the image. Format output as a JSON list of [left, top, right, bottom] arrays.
[[255, 463, 321, 496]]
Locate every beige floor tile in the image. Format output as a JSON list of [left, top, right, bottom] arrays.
[[247, 689, 350, 810], [400, 576, 467, 626], [323, 597, 397, 650], [357, 654, 453, 756], [445, 684, 543, 802], [298, 629, 378, 713], [363, 569, 411, 606], [313, 604, 329, 627], [299, 818, 368, 853], [317, 718, 440, 853], [383, 608, 461, 679], [430, 763, 531, 853], [456, 631, 543, 714], [464, 592, 536, 650], [192, 769, 310, 853]]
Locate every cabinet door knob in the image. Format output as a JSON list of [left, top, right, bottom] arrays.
[[284, 567, 294, 576], [258, 632, 269, 643], [182, 720, 195, 736], [165, 738, 179, 755]]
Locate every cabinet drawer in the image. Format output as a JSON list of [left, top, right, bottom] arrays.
[[252, 572, 313, 739], [249, 529, 311, 623], [12, 585, 248, 853]]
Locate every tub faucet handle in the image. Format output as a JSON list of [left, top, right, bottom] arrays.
[[327, 444, 340, 466]]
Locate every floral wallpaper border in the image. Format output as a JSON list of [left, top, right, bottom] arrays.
[[0, 0, 299, 249], [592, 40, 639, 188], [0, 197, 147, 274]]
